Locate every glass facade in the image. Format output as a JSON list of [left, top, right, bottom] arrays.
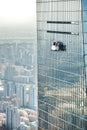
[[37, 0, 87, 130]]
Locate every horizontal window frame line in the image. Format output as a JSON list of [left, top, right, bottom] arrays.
[[37, 20, 81, 23], [82, 10, 87, 11], [37, 0, 79, 3], [47, 30, 79, 35], [82, 21, 87, 22], [83, 54, 87, 56], [37, 10, 81, 13], [84, 64, 87, 67], [82, 32, 87, 33], [39, 108, 84, 130]]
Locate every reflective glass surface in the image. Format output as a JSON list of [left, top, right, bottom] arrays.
[[83, 22, 87, 32], [82, 0, 87, 109], [83, 11, 87, 21], [82, 0, 87, 10], [84, 34, 87, 43], [37, 0, 87, 130]]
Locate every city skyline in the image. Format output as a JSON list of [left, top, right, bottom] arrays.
[[1, 0, 87, 130], [0, 0, 37, 130], [0, 40, 37, 130]]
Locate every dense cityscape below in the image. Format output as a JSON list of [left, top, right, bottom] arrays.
[[0, 39, 37, 130]]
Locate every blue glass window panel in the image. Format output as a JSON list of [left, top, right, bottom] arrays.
[[82, 0, 87, 10], [83, 11, 87, 21], [84, 34, 87, 43], [83, 22, 87, 32], [84, 44, 87, 54], [85, 55, 87, 64]]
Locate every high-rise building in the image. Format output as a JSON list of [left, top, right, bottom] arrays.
[[29, 86, 37, 110], [4, 81, 16, 97], [37, 0, 87, 129], [6, 105, 20, 130], [16, 84, 27, 107]]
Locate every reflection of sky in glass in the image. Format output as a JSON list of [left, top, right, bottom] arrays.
[[82, 0, 87, 10], [83, 22, 87, 32], [83, 12, 87, 21], [84, 44, 87, 54], [84, 34, 87, 43]]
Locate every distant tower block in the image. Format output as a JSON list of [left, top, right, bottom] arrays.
[[28, 86, 37, 110], [6, 105, 20, 130]]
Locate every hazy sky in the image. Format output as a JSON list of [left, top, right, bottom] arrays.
[[0, 0, 36, 38]]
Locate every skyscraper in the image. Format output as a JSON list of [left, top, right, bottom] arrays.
[[37, 0, 87, 129], [28, 86, 37, 110], [6, 105, 20, 130]]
